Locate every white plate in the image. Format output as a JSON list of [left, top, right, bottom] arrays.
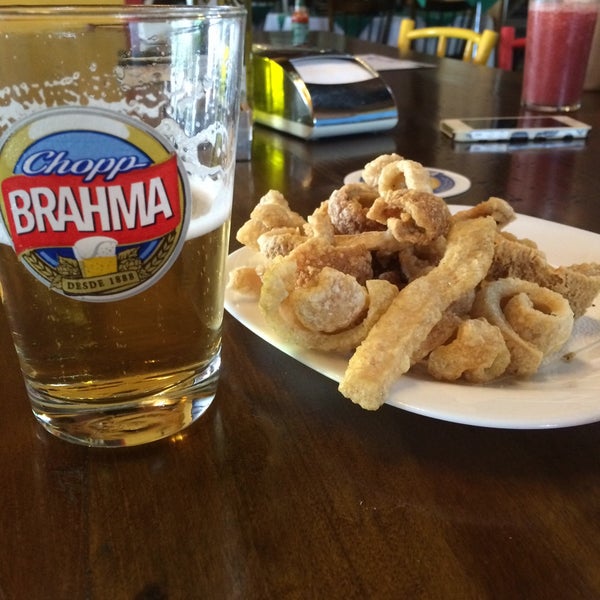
[[343, 167, 471, 198], [225, 207, 600, 429]]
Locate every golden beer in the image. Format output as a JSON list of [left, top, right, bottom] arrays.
[[0, 5, 245, 446], [0, 218, 229, 445]]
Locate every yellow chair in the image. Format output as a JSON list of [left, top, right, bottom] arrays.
[[398, 18, 498, 66]]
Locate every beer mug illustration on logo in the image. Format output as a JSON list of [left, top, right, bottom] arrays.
[[73, 237, 119, 280], [0, 5, 246, 447]]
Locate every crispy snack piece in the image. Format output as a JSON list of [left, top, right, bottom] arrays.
[[377, 159, 433, 195], [362, 153, 404, 187], [327, 183, 381, 234], [259, 257, 399, 352], [257, 227, 307, 259], [290, 237, 373, 286], [290, 267, 369, 333], [427, 318, 511, 383], [472, 277, 574, 376], [334, 230, 405, 253], [397, 236, 447, 281], [305, 200, 335, 241], [367, 189, 452, 245], [227, 267, 263, 299], [236, 190, 306, 250], [488, 232, 600, 318], [415, 291, 476, 360], [570, 262, 600, 278], [452, 197, 516, 229], [339, 216, 497, 410]]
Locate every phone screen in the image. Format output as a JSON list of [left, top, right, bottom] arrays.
[[467, 117, 569, 129]]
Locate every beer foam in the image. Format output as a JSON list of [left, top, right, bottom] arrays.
[[73, 236, 118, 260], [154, 118, 234, 240], [187, 176, 232, 240]]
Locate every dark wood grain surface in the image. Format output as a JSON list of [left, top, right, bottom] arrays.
[[2, 33, 599, 600]]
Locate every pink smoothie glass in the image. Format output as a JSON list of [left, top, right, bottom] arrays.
[[522, 0, 599, 112]]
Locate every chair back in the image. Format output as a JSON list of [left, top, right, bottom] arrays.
[[498, 26, 526, 70], [398, 18, 498, 65]]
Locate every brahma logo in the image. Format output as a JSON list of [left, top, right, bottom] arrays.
[[0, 107, 190, 301]]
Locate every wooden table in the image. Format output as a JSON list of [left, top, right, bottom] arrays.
[[2, 33, 600, 599]]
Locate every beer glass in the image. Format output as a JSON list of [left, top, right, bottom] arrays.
[[0, 4, 246, 446], [521, 0, 599, 112]]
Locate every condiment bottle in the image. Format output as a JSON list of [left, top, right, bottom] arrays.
[[291, 0, 309, 45]]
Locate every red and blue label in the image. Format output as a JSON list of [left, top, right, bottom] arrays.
[[0, 107, 190, 301]]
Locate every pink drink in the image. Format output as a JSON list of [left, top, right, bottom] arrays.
[[522, 1, 598, 111]]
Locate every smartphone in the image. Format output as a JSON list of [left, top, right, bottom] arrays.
[[440, 115, 591, 142], [452, 138, 587, 153]]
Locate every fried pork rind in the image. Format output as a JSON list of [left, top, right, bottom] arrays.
[[236, 190, 307, 250], [488, 232, 600, 318], [339, 216, 497, 410], [290, 267, 368, 333], [397, 236, 447, 281], [415, 291, 476, 360], [377, 159, 433, 195], [335, 230, 405, 253], [327, 183, 382, 234], [305, 200, 335, 241], [569, 262, 600, 278], [290, 237, 373, 286], [362, 153, 404, 187], [427, 318, 511, 383], [367, 189, 452, 245], [227, 267, 263, 299], [452, 197, 516, 229], [472, 278, 574, 376], [259, 257, 398, 352], [233, 153, 599, 412], [257, 227, 307, 259]]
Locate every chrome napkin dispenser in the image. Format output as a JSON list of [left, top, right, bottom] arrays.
[[252, 49, 398, 140]]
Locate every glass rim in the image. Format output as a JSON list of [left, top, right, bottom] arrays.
[[0, 4, 246, 19]]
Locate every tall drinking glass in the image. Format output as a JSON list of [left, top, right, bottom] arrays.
[[0, 4, 246, 446], [521, 0, 599, 112]]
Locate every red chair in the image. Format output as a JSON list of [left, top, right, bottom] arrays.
[[498, 25, 526, 70]]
